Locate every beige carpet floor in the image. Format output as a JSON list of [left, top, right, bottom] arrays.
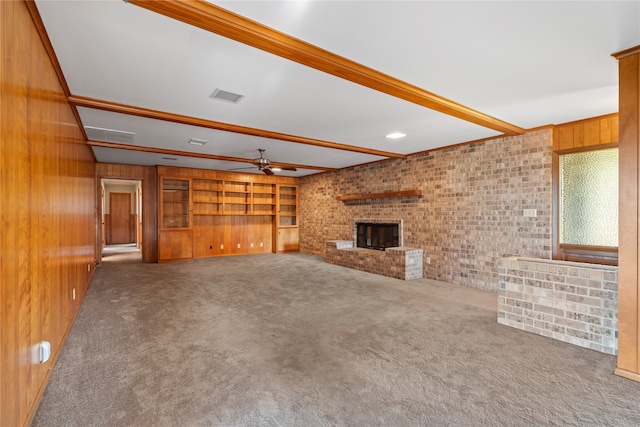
[[33, 253, 640, 426]]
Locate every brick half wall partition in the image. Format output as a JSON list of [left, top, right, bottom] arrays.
[[497, 257, 618, 355]]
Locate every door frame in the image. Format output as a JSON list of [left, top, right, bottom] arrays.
[[96, 167, 157, 265], [96, 173, 145, 265]]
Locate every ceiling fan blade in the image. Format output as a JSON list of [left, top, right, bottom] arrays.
[[279, 166, 297, 171], [228, 167, 256, 171], [262, 168, 275, 176]]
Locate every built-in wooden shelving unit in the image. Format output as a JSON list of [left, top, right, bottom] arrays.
[[191, 179, 277, 216], [336, 189, 421, 201], [157, 166, 298, 262]]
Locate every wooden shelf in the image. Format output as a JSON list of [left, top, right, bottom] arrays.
[[193, 179, 222, 217], [336, 189, 421, 201]]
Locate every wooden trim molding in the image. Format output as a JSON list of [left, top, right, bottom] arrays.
[[615, 367, 640, 382], [613, 46, 640, 60], [87, 140, 335, 172], [127, 0, 524, 136], [336, 189, 421, 201], [70, 95, 405, 159], [557, 244, 618, 266]]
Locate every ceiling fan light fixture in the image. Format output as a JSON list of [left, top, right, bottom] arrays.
[[385, 132, 407, 140], [210, 88, 245, 104], [271, 167, 282, 172], [188, 138, 208, 146]]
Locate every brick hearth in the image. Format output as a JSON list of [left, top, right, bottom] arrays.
[[325, 240, 423, 280]]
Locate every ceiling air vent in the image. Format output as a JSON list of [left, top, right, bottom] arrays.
[[84, 126, 135, 144], [210, 88, 244, 104]]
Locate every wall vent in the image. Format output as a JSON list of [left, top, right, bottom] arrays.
[[84, 126, 135, 144], [210, 88, 244, 104]]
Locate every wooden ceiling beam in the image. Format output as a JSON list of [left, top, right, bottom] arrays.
[[69, 95, 404, 159], [127, 0, 525, 136], [87, 140, 336, 172]]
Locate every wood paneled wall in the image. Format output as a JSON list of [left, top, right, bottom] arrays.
[[1, 2, 97, 425], [193, 215, 274, 257], [553, 113, 619, 151], [615, 45, 640, 383], [96, 163, 158, 263]]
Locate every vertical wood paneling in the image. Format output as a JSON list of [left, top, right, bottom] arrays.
[[193, 215, 215, 258], [600, 116, 613, 143], [583, 120, 600, 146], [1, 2, 97, 425], [553, 113, 619, 151], [1, 3, 20, 423], [615, 47, 640, 382]]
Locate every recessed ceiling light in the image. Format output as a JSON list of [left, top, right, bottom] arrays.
[[385, 132, 407, 139], [188, 138, 208, 146], [210, 88, 245, 104]]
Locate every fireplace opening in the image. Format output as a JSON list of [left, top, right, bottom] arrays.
[[356, 223, 399, 251]]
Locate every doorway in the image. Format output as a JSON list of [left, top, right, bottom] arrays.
[[101, 178, 143, 262], [109, 192, 132, 244]]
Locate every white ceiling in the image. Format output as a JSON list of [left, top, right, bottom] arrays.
[[35, 1, 640, 177]]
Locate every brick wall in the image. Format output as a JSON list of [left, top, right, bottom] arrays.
[[497, 257, 618, 355], [299, 129, 553, 291]]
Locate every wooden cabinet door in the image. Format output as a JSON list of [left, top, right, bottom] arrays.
[[159, 230, 193, 261], [276, 185, 299, 252], [277, 227, 299, 252]]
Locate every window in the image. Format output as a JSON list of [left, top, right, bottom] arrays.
[[554, 146, 618, 265]]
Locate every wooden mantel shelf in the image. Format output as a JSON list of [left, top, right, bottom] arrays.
[[336, 189, 421, 201]]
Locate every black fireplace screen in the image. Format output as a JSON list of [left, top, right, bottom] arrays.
[[356, 223, 399, 251]]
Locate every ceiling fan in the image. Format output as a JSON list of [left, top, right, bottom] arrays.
[[231, 149, 297, 175]]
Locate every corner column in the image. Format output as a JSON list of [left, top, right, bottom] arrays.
[[615, 45, 640, 382]]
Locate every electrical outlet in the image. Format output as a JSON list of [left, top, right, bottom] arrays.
[[220, 244, 224, 250], [426, 257, 431, 264], [87, 263, 91, 272], [209, 245, 213, 250], [260, 242, 263, 247], [38, 341, 51, 363], [523, 209, 537, 217], [72, 288, 76, 300], [250, 243, 254, 248], [237, 243, 241, 249]]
